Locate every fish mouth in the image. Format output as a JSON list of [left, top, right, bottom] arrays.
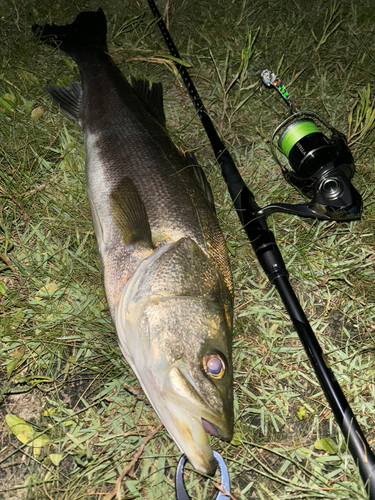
[[157, 366, 233, 475], [168, 411, 226, 476], [117, 359, 231, 475]]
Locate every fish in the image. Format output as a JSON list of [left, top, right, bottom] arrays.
[[33, 8, 233, 475]]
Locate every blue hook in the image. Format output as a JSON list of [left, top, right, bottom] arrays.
[[175, 451, 231, 500]]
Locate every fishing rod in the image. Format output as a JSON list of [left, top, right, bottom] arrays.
[[146, 1, 375, 499]]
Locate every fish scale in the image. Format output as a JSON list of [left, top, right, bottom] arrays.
[[34, 8, 234, 475]]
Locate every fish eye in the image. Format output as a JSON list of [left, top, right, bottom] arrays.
[[203, 353, 225, 379]]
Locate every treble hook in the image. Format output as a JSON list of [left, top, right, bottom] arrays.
[[175, 451, 231, 500]]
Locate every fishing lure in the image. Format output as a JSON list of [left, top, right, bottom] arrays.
[[261, 69, 290, 102]]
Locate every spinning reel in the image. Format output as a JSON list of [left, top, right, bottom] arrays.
[[259, 70, 362, 221]]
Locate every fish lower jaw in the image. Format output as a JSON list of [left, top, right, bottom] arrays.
[[166, 408, 233, 476]]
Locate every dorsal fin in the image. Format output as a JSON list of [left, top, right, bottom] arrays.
[[110, 177, 153, 248], [130, 77, 166, 128], [185, 152, 216, 212], [47, 82, 82, 123]]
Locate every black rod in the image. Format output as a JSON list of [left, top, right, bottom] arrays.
[[147, 1, 375, 497]]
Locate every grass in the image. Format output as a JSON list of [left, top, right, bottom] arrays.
[[1, 0, 375, 498]]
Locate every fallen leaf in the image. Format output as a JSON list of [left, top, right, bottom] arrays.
[[5, 413, 50, 455], [50, 453, 63, 466], [34, 282, 58, 301], [297, 406, 308, 421], [31, 106, 45, 121], [314, 437, 338, 455], [7, 346, 26, 377], [6, 414, 34, 444]]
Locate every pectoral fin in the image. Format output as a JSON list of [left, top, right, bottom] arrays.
[[47, 82, 82, 123], [110, 178, 153, 248]]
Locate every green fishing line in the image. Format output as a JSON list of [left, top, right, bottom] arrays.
[[278, 120, 319, 157]]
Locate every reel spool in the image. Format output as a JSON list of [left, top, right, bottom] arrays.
[[258, 111, 362, 220]]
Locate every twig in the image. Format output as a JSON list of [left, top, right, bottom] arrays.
[[12, 0, 20, 32], [104, 422, 163, 500], [100, 431, 148, 442], [43, 482, 55, 500], [0, 253, 23, 284], [72, 374, 100, 411], [123, 383, 145, 401], [214, 482, 238, 500]]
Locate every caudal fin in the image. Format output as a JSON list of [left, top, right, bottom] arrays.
[[32, 9, 107, 59]]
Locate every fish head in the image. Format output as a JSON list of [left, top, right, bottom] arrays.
[[142, 296, 233, 475], [116, 237, 233, 475]]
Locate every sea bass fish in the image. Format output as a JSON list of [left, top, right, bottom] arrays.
[[34, 9, 233, 474]]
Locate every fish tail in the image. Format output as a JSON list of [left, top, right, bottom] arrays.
[[32, 9, 107, 59]]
